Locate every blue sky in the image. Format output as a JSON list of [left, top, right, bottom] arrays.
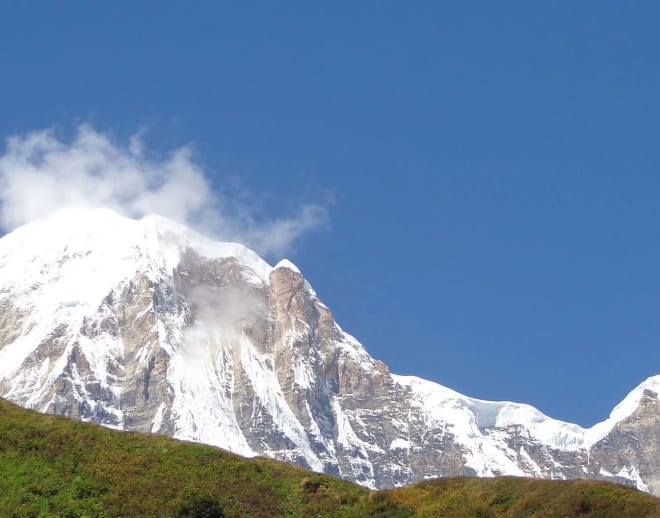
[[1, 2, 659, 426]]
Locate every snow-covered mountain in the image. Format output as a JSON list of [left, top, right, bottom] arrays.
[[0, 209, 658, 493]]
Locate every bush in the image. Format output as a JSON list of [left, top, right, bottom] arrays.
[[173, 495, 225, 518]]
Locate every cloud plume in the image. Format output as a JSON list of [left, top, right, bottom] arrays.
[[0, 125, 328, 258]]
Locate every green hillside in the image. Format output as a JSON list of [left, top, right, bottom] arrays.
[[1, 398, 658, 518]]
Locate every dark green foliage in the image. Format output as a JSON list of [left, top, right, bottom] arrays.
[[174, 494, 225, 518], [0, 398, 659, 517]]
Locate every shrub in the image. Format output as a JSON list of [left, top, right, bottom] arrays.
[[173, 494, 225, 518]]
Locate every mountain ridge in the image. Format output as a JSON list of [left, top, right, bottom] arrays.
[[0, 209, 658, 493]]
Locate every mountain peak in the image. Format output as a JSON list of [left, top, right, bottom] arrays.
[[274, 258, 301, 274], [0, 210, 658, 493]]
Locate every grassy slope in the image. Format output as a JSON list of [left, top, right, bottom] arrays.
[[0, 398, 658, 518]]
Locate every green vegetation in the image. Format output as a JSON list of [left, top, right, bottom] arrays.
[[385, 476, 660, 517], [1, 398, 658, 517]]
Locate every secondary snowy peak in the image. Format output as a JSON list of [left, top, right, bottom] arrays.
[[274, 258, 301, 274], [0, 209, 658, 493], [584, 375, 660, 448]]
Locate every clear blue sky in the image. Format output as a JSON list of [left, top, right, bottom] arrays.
[[1, 2, 659, 426]]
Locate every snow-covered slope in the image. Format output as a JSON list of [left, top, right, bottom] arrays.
[[0, 209, 658, 493]]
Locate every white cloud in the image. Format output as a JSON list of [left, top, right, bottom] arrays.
[[0, 125, 328, 258]]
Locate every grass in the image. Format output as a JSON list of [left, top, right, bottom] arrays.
[[0, 398, 658, 517], [386, 476, 660, 518]]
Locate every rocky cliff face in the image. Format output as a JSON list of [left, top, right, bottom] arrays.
[[588, 388, 660, 494], [0, 209, 658, 492]]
